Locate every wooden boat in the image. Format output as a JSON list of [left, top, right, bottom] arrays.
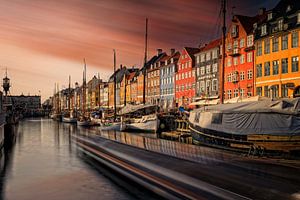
[[77, 59, 93, 127], [188, 98, 300, 154], [119, 104, 160, 132]]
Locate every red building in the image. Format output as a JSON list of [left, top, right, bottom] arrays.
[[175, 47, 200, 106], [224, 13, 266, 100]]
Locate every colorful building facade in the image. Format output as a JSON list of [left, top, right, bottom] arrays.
[[175, 47, 199, 106], [224, 13, 266, 100], [195, 39, 221, 100], [160, 49, 180, 110], [254, 0, 300, 98], [147, 50, 167, 105]]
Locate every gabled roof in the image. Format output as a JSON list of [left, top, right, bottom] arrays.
[[184, 47, 200, 58], [234, 13, 267, 35], [196, 38, 221, 55]]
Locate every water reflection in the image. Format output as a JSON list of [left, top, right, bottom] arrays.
[[0, 118, 136, 200]]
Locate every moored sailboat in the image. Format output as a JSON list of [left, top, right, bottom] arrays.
[[62, 75, 77, 123], [119, 104, 160, 132], [77, 59, 93, 126]]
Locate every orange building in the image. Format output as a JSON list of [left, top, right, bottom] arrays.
[[136, 70, 144, 104], [254, 1, 300, 98]]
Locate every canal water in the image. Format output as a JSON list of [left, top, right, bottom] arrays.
[[0, 118, 139, 200]]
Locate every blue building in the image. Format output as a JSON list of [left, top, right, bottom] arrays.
[[160, 49, 180, 110]]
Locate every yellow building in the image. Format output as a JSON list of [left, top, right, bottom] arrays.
[[254, 1, 300, 98]]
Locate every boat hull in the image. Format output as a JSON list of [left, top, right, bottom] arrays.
[[62, 117, 77, 123], [99, 122, 121, 131], [121, 119, 159, 133], [189, 123, 300, 153], [77, 120, 93, 126]]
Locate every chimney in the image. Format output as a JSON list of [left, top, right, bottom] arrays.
[[157, 48, 163, 55], [259, 7, 266, 15], [170, 48, 175, 55]]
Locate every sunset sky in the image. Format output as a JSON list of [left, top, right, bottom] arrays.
[[0, 0, 279, 101]]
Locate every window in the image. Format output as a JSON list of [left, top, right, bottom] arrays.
[[261, 24, 267, 36], [247, 52, 253, 63], [227, 43, 232, 51], [257, 42, 262, 56], [298, 12, 300, 24], [272, 85, 279, 98], [292, 56, 299, 72], [206, 52, 211, 61], [281, 35, 288, 50], [256, 64, 262, 77], [264, 86, 269, 97], [256, 87, 262, 96], [231, 25, 238, 37], [200, 67, 205, 75], [227, 58, 232, 67], [239, 54, 245, 65], [278, 19, 283, 31], [200, 81, 205, 92], [233, 40, 238, 49], [247, 70, 253, 79], [196, 56, 200, 64], [212, 79, 218, 91], [281, 84, 289, 97], [212, 63, 218, 72], [212, 50, 218, 59], [240, 71, 245, 80], [206, 65, 211, 74], [247, 35, 253, 47], [233, 57, 238, 66], [267, 12, 272, 21], [206, 80, 211, 94], [264, 62, 270, 76], [227, 90, 232, 99], [264, 39, 270, 54], [234, 89, 239, 97], [272, 37, 279, 52], [240, 38, 245, 48], [273, 60, 279, 75], [201, 54, 205, 62], [240, 89, 245, 97], [292, 32, 299, 48], [282, 58, 288, 74]]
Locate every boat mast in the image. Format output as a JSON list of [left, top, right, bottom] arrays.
[[220, 0, 226, 104], [68, 75, 71, 113], [113, 49, 117, 121], [143, 18, 148, 104], [83, 59, 87, 116]]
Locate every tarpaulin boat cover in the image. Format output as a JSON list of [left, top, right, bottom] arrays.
[[118, 104, 157, 115], [189, 98, 300, 136]]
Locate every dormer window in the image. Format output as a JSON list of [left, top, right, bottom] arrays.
[[278, 19, 283, 30], [261, 25, 267, 36], [267, 13, 272, 21], [231, 25, 238, 37], [165, 60, 168, 65], [171, 58, 174, 63], [286, 5, 291, 12], [253, 23, 257, 30]]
